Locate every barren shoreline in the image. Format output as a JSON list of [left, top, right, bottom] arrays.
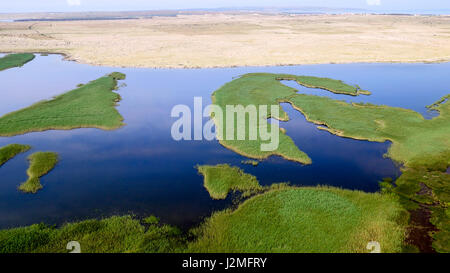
[[1, 14, 450, 68]]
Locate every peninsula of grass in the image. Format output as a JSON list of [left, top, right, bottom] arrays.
[[213, 73, 449, 166], [197, 164, 263, 199], [211, 73, 369, 164], [241, 159, 259, 166], [189, 184, 407, 253], [285, 93, 450, 166], [0, 72, 127, 137], [0, 144, 31, 167], [211, 73, 315, 164], [0, 215, 185, 253], [276, 74, 370, 95], [0, 53, 35, 71], [19, 152, 58, 194]]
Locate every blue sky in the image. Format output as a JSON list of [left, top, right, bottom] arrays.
[[1, 0, 450, 13]]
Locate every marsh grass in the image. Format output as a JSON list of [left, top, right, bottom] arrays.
[[241, 160, 259, 166], [211, 73, 316, 164], [0, 185, 408, 253], [213, 73, 449, 167], [197, 164, 263, 199], [213, 73, 449, 251], [0, 72, 127, 137], [0, 53, 35, 71], [276, 74, 370, 95], [0, 144, 31, 167], [382, 152, 450, 252], [143, 215, 160, 225], [286, 94, 450, 166], [188, 185, 408, 253], [211, 73, 371, 164], [19, 152, 58, 194], [0, 216, 186, 253]]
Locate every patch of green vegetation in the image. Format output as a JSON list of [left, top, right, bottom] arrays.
[[0, 183, 407, 253], [19, 152, 58, 194], [213, 73, 449, 251], [143, 215, 160, 225], [0, 72, 127, 137], [284, 87, 449, 252], [241, 159, 259, 166], [0, 216, 186, 253], [189, 185, 407, 253], [382, 152, 450, 252], [286, 94, 450, 166], [212, 73, 314, 164], [214, 73, 449, 167], [108, 71, 126, 80], [197, 164, 263, 199], [0, 144, 31, 167], [0, 53, 35, 71], [431, 206, 450, 253], [211, 73, 371, 164], [276, 74, 370, 95]]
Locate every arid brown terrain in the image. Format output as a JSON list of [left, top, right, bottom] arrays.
[[1, 13, 450, 68]]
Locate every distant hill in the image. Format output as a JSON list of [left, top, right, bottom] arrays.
[[0, 7, 447, 22], [0, 7, 369, 22]]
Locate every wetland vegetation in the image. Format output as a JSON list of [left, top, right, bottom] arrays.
[[213, 73, 449, 167], [0, 53, 35, 71], [0, 180, 408, 253], [275, 74, 370, 95], [188, 184, 407, 253], [0, 72, 126, 137], [212, 73, 313, 164], [0, 144, 31, 167], [212, 72, 450, 252], [0, 54, 448, 253], [286, 93, 450, 166], [197, 164, 263, 199], [241, 159, 259, 166], [0, 215, 185, 253], [19, 152, 58, 194]]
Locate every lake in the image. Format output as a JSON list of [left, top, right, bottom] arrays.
[[1, 54, 449, 229]]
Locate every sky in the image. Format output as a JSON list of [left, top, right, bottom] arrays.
[[1, 0, 450, 13]]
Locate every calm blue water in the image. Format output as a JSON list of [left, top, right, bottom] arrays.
[[0, 54, 449, 229]]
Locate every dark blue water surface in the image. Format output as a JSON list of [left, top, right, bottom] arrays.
[[1, 54, 449, 229]]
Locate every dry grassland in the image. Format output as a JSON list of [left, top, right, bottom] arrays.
[[1, 14, 450, 68]]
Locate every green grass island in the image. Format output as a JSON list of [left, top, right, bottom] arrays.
[[0, 53, 35, 72], [0, 72, 127, 137], [197, 164, 263, 199], [19, 152, 58, 194]]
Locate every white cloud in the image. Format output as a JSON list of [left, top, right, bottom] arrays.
[[366, 0, 381, 6], [67, 0, 81, 6]]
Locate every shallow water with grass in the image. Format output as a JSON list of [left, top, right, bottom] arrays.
[[0, 54, 449, 229]]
